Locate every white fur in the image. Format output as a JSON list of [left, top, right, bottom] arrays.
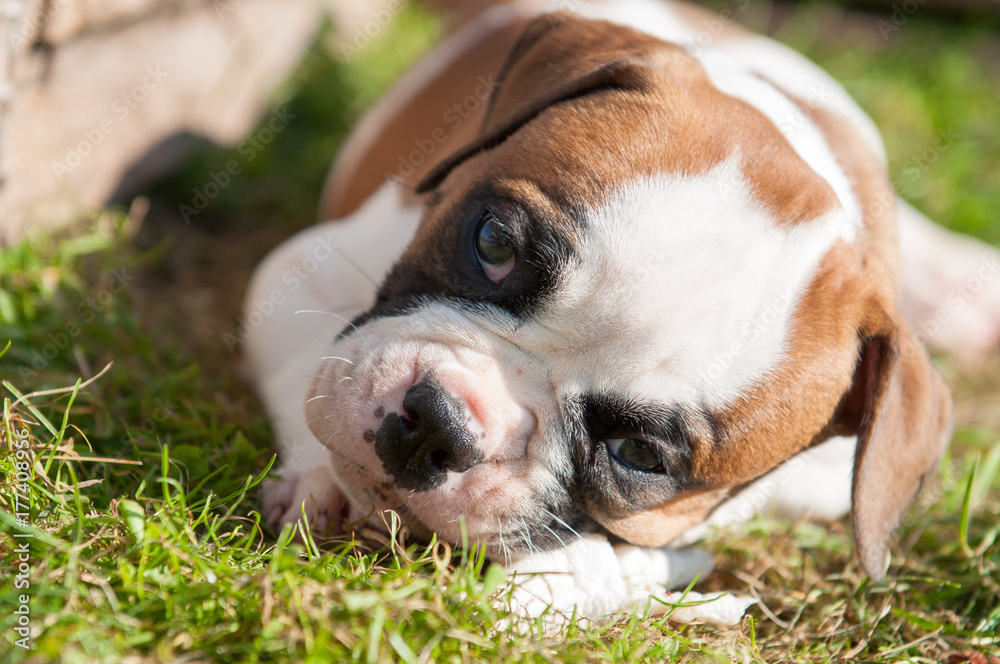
[[504, 534, 756, 627], [245, 182, 420, 525], [539, 158, 850, 408], [285, 157, 851, 548]]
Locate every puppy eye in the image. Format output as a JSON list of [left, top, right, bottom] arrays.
[[606, 438, 665, 473], [474, 212, 515, 282]]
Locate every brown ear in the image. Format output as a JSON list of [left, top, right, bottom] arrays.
[[841, 314, 952, 579], [416, 12, 659, 193]]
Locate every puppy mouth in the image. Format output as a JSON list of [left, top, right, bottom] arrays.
[[307, 306, 572, 557], [342, 489, 593, 563]]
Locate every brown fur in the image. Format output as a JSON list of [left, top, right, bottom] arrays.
[[320, 14, 529, 219], [320, 7, 952, 578]]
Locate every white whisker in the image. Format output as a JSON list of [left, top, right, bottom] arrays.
[[321, 356, 356, 365], [521, 520, 537, 555], [331, 245, 379, 288], [542, 523, 567, 548], [546, 510, 581, 539], [497, 517, 510, 566], [293, 309, 363, 334]]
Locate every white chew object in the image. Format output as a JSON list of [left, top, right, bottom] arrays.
[[502, 534, 755, 628]]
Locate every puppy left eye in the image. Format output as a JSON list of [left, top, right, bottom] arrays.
[[474, 212, 516, 282], [606, 438, 665, 473]]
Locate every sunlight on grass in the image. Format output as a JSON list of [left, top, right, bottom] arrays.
[[2, 2, 999, 662]]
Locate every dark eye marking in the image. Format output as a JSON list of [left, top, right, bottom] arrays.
[[473, 211, 516, 282], [566, 393, 698, 515], [605, 437, 665, 473]]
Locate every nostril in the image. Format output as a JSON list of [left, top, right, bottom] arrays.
[[375, 376, 482, 491], [401, 407, 420, 433], [429, 449, 448, 471]]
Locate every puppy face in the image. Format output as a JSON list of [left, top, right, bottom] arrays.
[[307, 13, 951, 575]]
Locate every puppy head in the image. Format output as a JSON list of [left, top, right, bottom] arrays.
[[307, 13, 951, 576]]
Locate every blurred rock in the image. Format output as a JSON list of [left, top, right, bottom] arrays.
[[0, 0, 392, 244]]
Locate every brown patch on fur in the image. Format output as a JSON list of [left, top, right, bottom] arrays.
[[601, 488, 731, 546], [598, 62, 951, 572], [319, 16, 529, 219], [417, 12, 837, 227], [790, 94, 951, 577]]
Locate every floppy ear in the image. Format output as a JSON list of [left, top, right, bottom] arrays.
[[838, 312, 952, 579], [416, 12, 659, 192]]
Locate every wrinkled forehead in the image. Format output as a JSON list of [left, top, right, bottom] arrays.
[[519, 156, 855, 408]]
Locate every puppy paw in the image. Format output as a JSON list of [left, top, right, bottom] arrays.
[[262, 466, 347, 539]]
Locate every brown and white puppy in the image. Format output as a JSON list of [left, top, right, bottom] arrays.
[[244, 0, 993, 584]]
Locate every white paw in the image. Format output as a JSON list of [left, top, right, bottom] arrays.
[[262, 466, 347, 538], [502, 535, 751, 628]]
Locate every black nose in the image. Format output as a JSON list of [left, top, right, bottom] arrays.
[[374, 377, 481, 491]]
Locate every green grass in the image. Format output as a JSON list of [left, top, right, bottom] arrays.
[[2, 2, 1000, 662]]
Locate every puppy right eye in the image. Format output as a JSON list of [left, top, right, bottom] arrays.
[[474, 212, 516, 283], [606, 438, 666, 473]]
